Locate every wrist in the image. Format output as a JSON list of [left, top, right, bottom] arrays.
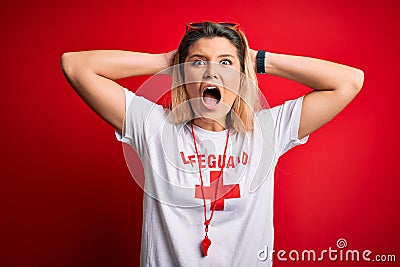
[[264, 52, 271, 74]]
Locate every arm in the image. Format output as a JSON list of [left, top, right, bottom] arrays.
[[60, 50, 176, 132], [252, 50, 364, 139]]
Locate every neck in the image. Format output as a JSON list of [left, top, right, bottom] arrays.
[[192, 118, 227, 132]]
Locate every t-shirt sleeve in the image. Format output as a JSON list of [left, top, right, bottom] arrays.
[[114, 87, 163, 157], [270, 95, 309, 157]]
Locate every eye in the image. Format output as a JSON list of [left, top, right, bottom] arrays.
[[192, 59, 206, 66], [220, 59, 232, 65]]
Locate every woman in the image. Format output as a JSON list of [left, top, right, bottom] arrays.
[[61, 21, 364, 266]]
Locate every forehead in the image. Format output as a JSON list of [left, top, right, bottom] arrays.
[[187, 37, 238, 58]]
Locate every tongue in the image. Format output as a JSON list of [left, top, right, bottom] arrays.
[[203, 92, 219, 106]]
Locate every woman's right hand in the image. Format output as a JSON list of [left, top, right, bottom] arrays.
[[163, 49, 177, 75], [164, 49, 177, 68]]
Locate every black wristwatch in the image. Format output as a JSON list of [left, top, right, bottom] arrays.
[[256, 50, 266, 74]]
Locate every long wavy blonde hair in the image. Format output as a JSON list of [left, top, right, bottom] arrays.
[[170, 22, 262, 134]]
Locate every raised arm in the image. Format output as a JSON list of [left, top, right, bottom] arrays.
[[258, 52, 364, 139], [60, 50, 175, 132]]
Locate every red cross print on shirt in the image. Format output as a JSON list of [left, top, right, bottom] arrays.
[[195, 171, 241, 210]]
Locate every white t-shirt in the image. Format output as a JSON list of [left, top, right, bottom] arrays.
[[115, 87, 309, 267]]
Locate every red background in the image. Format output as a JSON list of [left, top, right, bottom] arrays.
[[1, 0, 399, 266]]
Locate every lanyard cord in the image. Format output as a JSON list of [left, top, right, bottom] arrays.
[[190, 121, 230, 243]]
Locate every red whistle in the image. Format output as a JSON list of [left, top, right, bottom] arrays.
[[202, 236, 211, 256]]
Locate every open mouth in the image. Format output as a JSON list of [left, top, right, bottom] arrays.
[[202, 86, 221, 107]]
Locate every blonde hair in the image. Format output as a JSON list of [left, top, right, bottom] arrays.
[[170, 22, 262, 134]]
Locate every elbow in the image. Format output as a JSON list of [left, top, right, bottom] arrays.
[[338, 68, 364, 96], [60, 51, 95, 79], [60, 52, 76, 78], [353, 68, 364, 92], [335, 68, 364, 100]]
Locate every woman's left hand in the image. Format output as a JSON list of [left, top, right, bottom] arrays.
[[249, 48, 258, 73]]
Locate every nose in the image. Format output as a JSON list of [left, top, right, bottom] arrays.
[[203, 62, 219, 79]]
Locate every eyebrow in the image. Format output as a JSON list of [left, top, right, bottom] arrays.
[[187, 53, 236, 59]]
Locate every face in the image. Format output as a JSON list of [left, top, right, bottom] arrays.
[[183, 37, 242, 124]]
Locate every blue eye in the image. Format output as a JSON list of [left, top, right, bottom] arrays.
[[220, 59, 232, 65], [192, 59, 206, 66]]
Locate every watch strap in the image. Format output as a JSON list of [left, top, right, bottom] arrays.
[[256, 50, 266, 74]]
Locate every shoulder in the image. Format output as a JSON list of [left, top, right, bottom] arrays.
[[123, 87, 169, 118], [256, 96, 305, 123]]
